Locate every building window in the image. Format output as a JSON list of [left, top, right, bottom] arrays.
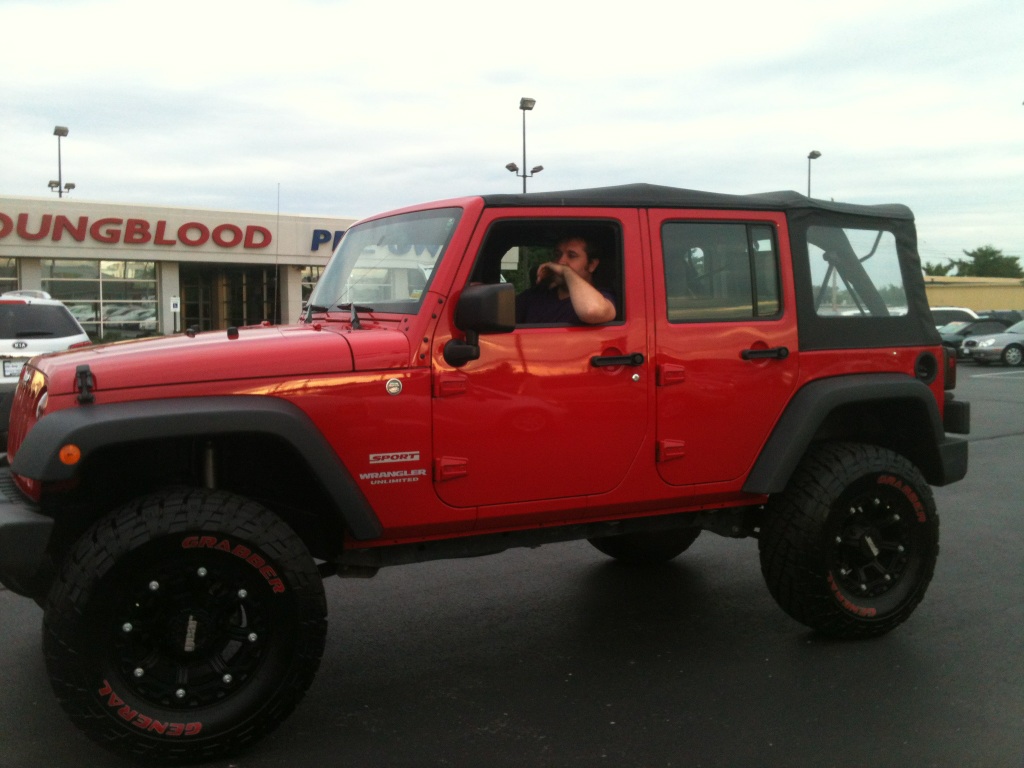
[[301, 266, 323, 304], [42, 259, 158, 341], [0, 258, 18, 294]]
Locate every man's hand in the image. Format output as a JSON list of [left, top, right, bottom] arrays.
[[535, 261, 567, 289]]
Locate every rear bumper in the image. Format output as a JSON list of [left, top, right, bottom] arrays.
[[935, 436, 969, 486], [0, 469, 52, 596]]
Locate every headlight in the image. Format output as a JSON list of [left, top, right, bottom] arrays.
[[978, 339, 995, 348]]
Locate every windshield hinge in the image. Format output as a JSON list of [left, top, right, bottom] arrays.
[[75, 364, 95, 405]]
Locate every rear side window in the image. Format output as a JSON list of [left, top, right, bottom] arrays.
[[0, 304, 83, 339], [662, 221, 780, 322], [806, 225, 907, 317]]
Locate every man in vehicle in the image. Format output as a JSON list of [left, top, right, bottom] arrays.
[[515, 235, 617, 325]]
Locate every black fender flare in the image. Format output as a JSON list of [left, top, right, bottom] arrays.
[[743, 373, 968, 494], [10, 396, 383, 540]]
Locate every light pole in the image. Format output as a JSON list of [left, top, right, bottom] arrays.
[[49, 125, 75, 198], [806, 150, 821, 197], [506, 97, 543, 193]]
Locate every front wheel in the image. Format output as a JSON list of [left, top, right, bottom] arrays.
[[758, 443, 939, 638], [43, 489, 327, 764], [1002, 344, 1023, 366]]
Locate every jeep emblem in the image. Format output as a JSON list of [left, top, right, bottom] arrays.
[[385, 378, 402, 396]]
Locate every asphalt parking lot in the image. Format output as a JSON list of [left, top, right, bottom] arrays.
[[1, 366, 1021, 768]]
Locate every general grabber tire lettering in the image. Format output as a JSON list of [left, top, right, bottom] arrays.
[[42, 489, 327, 764], [758, 442, 939, 639], [588, 528, 701, 565]]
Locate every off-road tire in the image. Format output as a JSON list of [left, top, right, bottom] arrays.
[[589, 528, 701, 565], [43, 488, 327, 764], [758, 442, 939, 638]]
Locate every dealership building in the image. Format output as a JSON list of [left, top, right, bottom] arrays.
[[0, 195, 357, 341]]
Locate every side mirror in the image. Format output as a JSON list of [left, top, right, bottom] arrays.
[[444, 283, 515, 367]]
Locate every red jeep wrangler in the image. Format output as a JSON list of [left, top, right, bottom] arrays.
[[0, 184, 969, 763]]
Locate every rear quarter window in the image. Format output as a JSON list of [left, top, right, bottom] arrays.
[[806, 225, 907, 318]]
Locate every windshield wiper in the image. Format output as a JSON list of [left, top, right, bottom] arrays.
[[304, 302, 374, 327], [337, 303, 374, 330]]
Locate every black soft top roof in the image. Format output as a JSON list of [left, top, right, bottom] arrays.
[[481, 183, 914, 221]]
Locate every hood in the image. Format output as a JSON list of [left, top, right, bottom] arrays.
[[33, 324, 366, 396]]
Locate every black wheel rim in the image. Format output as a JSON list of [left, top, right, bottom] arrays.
[[828, 483, 917, 600], [94, 538, 278, 710]]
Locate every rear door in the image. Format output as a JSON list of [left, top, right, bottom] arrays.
[[650, 210, 800, 487]]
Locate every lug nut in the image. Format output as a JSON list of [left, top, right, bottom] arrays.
[[148, 581, 160, 592], [175, 688, 186, 699], [222, 674, 233, 685], [237, 589, 248, 599], [122, 623, 133, 633], [197, 567, 208, 578], [133, 667, 145, 678], [248, 632, 258, 643]]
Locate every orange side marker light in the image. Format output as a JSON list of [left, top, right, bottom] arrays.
[[59, 444, 82, 465]]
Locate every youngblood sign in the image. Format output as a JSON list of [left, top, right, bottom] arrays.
[[0, 212, 272, 250]]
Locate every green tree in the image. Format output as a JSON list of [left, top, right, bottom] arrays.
[[949, 245, 1023, 278], [922, 261, 954, 276]]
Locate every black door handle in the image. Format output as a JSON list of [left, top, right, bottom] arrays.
[[741, 347, 789, 361], [591, 353, 645, 367]]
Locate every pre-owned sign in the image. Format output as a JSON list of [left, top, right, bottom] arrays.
[[0, 213, 272, 250]]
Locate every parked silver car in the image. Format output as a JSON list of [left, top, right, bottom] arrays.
[[963, 320, 1024, 366]]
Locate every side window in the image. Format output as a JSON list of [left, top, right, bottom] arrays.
[[662, 222, 780, 322], [469, 219, 623, 326], [806, 225, 907, 317]]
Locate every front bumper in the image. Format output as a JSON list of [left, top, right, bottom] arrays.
[[965, 347, 1001, 362], [0, 468, 52, 596]]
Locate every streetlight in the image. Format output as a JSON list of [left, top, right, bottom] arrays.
[[50, 125, 75, 198], [506, 97, 543, 193], [806, 150, 821, 197]]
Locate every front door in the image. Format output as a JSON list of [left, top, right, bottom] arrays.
[[431, 210, 648, 525]]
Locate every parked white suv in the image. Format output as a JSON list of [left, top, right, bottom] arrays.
[[0, 291, 90, 448]]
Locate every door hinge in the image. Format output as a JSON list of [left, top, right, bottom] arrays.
[[657, 439, 686, 462], [657, 364, 686, 386], [433, 372, 468, 398], [435, 456, 469, 481]]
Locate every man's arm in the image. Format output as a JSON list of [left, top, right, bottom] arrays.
[[535, 263, 616, 324]]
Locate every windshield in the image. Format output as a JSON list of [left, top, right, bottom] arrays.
[[939, 321, 969, 333], [1006, 320, 1024, 334], [307, 207, 462, 315]]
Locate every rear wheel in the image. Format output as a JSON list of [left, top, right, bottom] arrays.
[[43, 489, 327, 764], [758, 442, 938, 638], [589, 528, 701, 565], [1002, 344, 1023, 366]]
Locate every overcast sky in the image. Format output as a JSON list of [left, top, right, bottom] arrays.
[[2, 0, 1022, 267]]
